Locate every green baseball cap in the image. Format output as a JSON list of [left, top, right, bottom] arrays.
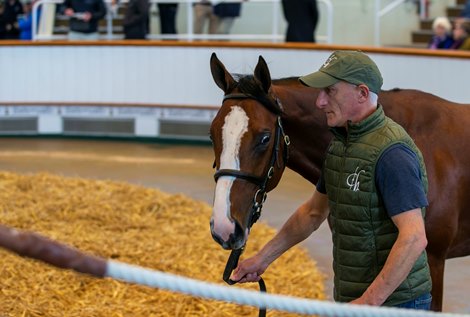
[[299, 50, 383, 94]]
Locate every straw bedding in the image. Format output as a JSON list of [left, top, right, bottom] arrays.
[[0, 172, 325, 316]]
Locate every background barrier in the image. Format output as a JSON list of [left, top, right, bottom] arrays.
[[0, 42, 469, 140]]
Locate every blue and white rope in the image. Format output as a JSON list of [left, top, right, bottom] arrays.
[[106, 260, 469, 317]]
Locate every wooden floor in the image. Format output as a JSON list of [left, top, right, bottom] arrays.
[[0, 137, 469, 313]]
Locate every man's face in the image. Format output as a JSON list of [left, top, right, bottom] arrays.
[[315, 81, 358, 128]]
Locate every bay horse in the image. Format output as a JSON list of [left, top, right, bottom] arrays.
[[209, 53, 470, 311]]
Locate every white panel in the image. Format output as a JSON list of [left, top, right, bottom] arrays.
[[0, 45, 469, 105], [38, 115, 62, 133], [135, 117, 158, 137]]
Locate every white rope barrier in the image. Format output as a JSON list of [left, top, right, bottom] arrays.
[[106, 260, 470, 317], [0, 224, 467, 317]]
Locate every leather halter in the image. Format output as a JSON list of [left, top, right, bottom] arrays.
[[214, 93, 290, 228], [213, 92, 290, 317]]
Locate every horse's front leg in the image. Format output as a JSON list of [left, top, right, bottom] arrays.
[[427, 250, 445, 311]]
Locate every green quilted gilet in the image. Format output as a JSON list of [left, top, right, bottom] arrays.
[[323, 105, 432, 306]]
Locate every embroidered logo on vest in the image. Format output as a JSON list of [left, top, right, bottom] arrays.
[[346, 167, 365, 191]]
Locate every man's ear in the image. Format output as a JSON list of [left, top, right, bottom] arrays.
[[357, 84, 369, 102]]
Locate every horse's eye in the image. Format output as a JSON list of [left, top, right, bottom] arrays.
[[260, 135, 270, 145]]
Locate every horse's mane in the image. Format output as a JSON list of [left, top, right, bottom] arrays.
[[234, 74, 283, 115]]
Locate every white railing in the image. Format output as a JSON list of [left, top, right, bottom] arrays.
[[32, 0, 333, 43], [374, 0, 427, 46]]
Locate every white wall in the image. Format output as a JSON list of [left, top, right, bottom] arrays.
[[0, 44, 468, 105]]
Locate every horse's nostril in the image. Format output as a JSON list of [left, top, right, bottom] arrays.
[[211, 230, 227, 248], [228, 221, 246, 250], [234, 220, 244, 238]]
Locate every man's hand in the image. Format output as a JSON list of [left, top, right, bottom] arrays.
[[230, 254, 267, 283], [64, 8, 74, 16], [81, 12, 92, 22]]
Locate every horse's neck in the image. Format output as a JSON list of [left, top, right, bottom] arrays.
[[273, 82, 331, 185]]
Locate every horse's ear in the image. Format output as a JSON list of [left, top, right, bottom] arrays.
[[254, 55, 272, 94], [210, 52, 236, 93]]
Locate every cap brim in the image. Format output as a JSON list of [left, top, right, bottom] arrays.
[[299, 70, 339, 88]]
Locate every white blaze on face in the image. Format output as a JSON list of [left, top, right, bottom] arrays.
[[212, 106, 249, 242]]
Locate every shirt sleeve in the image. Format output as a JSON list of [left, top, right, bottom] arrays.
[[376, 144, 428, 217]]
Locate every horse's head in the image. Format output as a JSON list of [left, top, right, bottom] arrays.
[[209, 53, 290, 250]]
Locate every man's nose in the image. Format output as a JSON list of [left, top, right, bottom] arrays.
[[316, 90, 327, 109]]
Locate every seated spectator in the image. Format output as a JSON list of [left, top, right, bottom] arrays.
[[18, 0, 40, 40], [450, 18, 470, 50], [428, 17, 454, 49], [2, 0, 24, 39], [62, 0, 107, 40]]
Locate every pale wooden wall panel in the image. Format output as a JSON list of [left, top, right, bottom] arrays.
[[1, 45, 469, 105]]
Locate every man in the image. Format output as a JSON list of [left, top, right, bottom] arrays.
[[281, 0, 318, 42], [63, 0, 106, 40], [157, 3, 178, 35], [123, 0, 149, 39], [2, 0, 24, 39], [231, 51, 433, 309]]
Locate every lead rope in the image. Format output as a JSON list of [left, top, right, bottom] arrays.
[[223, 247, 267, 317]]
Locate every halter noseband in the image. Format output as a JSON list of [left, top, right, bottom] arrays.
[[214, 92, 290, 317]]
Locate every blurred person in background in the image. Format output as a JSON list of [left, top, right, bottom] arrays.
[[18, 0, 41, 40], [281, 0, 318, 42], [158, 3, 178, 35], [427, 16, 453, 49], [0, 1, 6, 39], [123, 0, 149, 39], [213, 2, 241, 35], [450, 18, 470, 50], [62, 0, 106, 40], [193, 0, 217, 35], [460, 0, 470, 19], [108, 0, 119, 17], [2, 0, 23, 39], [193, 1, 241, 37]]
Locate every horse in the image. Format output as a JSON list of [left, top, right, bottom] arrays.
[[208, 52, 470, 311]]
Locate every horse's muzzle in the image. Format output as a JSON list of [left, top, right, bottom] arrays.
[[210, 219, 246, 250]]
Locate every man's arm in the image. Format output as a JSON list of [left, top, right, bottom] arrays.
[[91, 0, 107, 21], [350, 208, 428, 306], [231, 188, 329, 283]]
